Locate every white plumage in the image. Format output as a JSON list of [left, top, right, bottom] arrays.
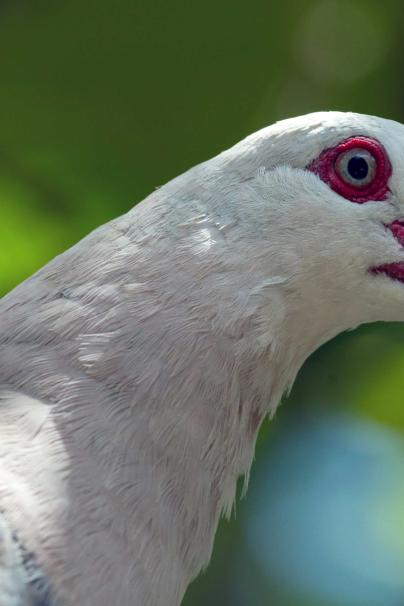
[[1, 111, 404, 605]]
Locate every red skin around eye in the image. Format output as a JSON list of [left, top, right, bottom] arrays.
[[308, 136, 392, 203]]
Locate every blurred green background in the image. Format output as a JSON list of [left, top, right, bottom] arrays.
[[2, 1, 404, 604]]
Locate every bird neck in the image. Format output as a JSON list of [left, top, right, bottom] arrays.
[[0, 275, 297, 606], [0, 207, 356, 605]]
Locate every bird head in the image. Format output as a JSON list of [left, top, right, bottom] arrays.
[[172, 112, 404, 366]]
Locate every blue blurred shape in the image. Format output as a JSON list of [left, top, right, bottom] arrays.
[[246, 412, 404, 606]]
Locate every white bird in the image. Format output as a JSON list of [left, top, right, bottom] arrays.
[[1, 111, 404, 606]]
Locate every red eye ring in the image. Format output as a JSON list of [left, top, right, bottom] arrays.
[[308, 136, 392, 203]]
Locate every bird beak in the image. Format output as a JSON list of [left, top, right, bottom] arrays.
[[372, 219, 404, 282], [386, 219, 404, 246]]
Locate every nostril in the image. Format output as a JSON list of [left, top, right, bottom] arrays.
[[387, 219, 404, 247]]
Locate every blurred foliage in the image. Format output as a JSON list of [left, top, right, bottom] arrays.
[[1, 1, 404, 605]]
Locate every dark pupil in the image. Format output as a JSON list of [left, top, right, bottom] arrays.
[[347, 155, 369, 181]]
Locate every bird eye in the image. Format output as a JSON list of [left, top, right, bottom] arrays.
[[308, 136, 391, 203], [335, 148, 376, 187]]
